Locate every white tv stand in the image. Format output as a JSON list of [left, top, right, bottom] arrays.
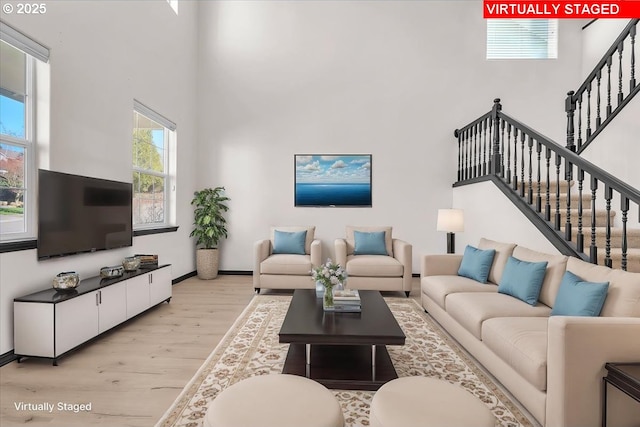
[[13, 265, 171, 365]]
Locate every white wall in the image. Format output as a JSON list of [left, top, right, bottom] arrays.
[[0, 1, 199, 354], [196, 0, 584, 272], [453, 181, 560, 254]]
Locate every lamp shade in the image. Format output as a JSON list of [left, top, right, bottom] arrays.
[[437, 209, 464, 233]]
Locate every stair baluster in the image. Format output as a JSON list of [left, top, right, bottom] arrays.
[[631, 24, 636, 90], [465, 129, 470, 180], [605, 185, 613, 268], [471, 124, 478, 178], [457, 131, 462, 182], [527, 136, 533, 205], [536, 141, 542, 213], [505, 120, 510, 184], [577, 168, 585, 253], [577, 94, 583, 150], [520, 131, 525, 198], [606, 56, 613, 117], [555, 154, 562, 231], [545, 147, 551, 221], [621, 196, 629, 271], [565, 160, 573, 241], [482, 119, 488, 176], [487, 119, 493, 173], [586, 83, 592, 140], [507, 124, 518, 190], [618, 41, 624, 106], [596, 70, 602, 128], [590, 176, 598, 264]]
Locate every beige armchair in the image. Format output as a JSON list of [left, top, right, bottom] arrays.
[[253, 226, 321, 294], [335, 226, 412, 297]]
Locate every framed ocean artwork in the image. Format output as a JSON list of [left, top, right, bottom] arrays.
[[294, 154, 372, 207]]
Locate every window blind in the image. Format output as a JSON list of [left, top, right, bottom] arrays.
[[0, 21, 49, 63], [487, 19, 558, 60]]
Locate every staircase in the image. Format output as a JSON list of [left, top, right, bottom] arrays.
[[543, 181, 640, 272], [451, 20, 640, 272]]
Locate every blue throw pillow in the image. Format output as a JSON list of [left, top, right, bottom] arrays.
[[353, 231, 388, 255], [551, 271, 609, 316], [272, 230, 307, 255], [457, 245, 496, 283], [498, 256, 548, 305]]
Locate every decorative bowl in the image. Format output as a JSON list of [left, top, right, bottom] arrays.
[[100, 265, 125, 279], [122, 256, 140, 271], [52, 272, 80, 290]]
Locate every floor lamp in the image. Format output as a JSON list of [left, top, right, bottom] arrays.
[[437, 209, 464, 254]]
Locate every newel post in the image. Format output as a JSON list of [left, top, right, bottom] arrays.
[[491, 98, 502, 176], [565, 91, 576, 153]]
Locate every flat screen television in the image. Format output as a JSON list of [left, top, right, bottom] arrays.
[[37, 169, 133, 260], [294, 154, 372, 207]]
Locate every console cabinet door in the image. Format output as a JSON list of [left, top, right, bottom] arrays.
[[55, 293, 99, 356], [149, 266, 172, 306], [126, 274, 150, 318], [98, 282, 127, 333]]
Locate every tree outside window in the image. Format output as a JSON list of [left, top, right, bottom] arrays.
[[132, 109, 170, 227]]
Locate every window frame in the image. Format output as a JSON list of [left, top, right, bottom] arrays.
[[0, 42, 35, 242], [132, 101, 176, 231]]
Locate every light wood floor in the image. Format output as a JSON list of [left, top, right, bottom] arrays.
[[0, 275, 422, 426]]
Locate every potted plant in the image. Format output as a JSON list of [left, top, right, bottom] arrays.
[[190, 187, 230, 279]]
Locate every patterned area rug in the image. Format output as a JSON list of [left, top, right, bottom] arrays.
[[156, 295, 534, 427]]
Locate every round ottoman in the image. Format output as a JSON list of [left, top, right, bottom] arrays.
[[204, 374, 344, 427], [369, 377, 495, 427]]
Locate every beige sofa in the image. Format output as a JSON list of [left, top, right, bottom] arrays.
[[421, 238, 640, 427], [335, 226, 412, 296]]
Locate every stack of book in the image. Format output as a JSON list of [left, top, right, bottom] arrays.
[[332, 289, 362, 312], [136, 254, 159, 268]]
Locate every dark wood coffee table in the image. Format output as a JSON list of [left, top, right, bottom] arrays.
[[278, 289, 405, 391]]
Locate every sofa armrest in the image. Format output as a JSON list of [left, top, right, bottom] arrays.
[[310, 239, 322, 268], [253, 239, 271, 287], [546, 316, 640, 427], [420, 254, 463, 278], [392, 239, 413, 291], [335, 239, 347, 267]]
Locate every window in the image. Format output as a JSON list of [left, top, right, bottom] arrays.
[[132, 101, 176, 229], [487, 19, 558, 59], [0, 25, 49, 242]]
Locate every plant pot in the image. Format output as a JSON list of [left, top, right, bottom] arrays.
[[196, 248, 219, 280]]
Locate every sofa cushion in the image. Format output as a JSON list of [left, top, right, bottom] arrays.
[[551, 271, 609, 316], [272, 230, 307, 255], [446, 292, 551, 340], [498, 257, 548, 306], [421, 275, 498, 309], [478, 238, 517, 285], [482, 317, 548, 391], [353, 231, 388, 255], [457, 245, 496, 283], [270, 226, 315, 255], [346, 226, 393, 257], [261, 254, 312, 275], [567, 257, 640, 317], [512, 246, 568, 307], [346, 255, 403, 277]]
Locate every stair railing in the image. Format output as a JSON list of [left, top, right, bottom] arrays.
[[455, 99, 640, 271], [566, 19, 639, 154]]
